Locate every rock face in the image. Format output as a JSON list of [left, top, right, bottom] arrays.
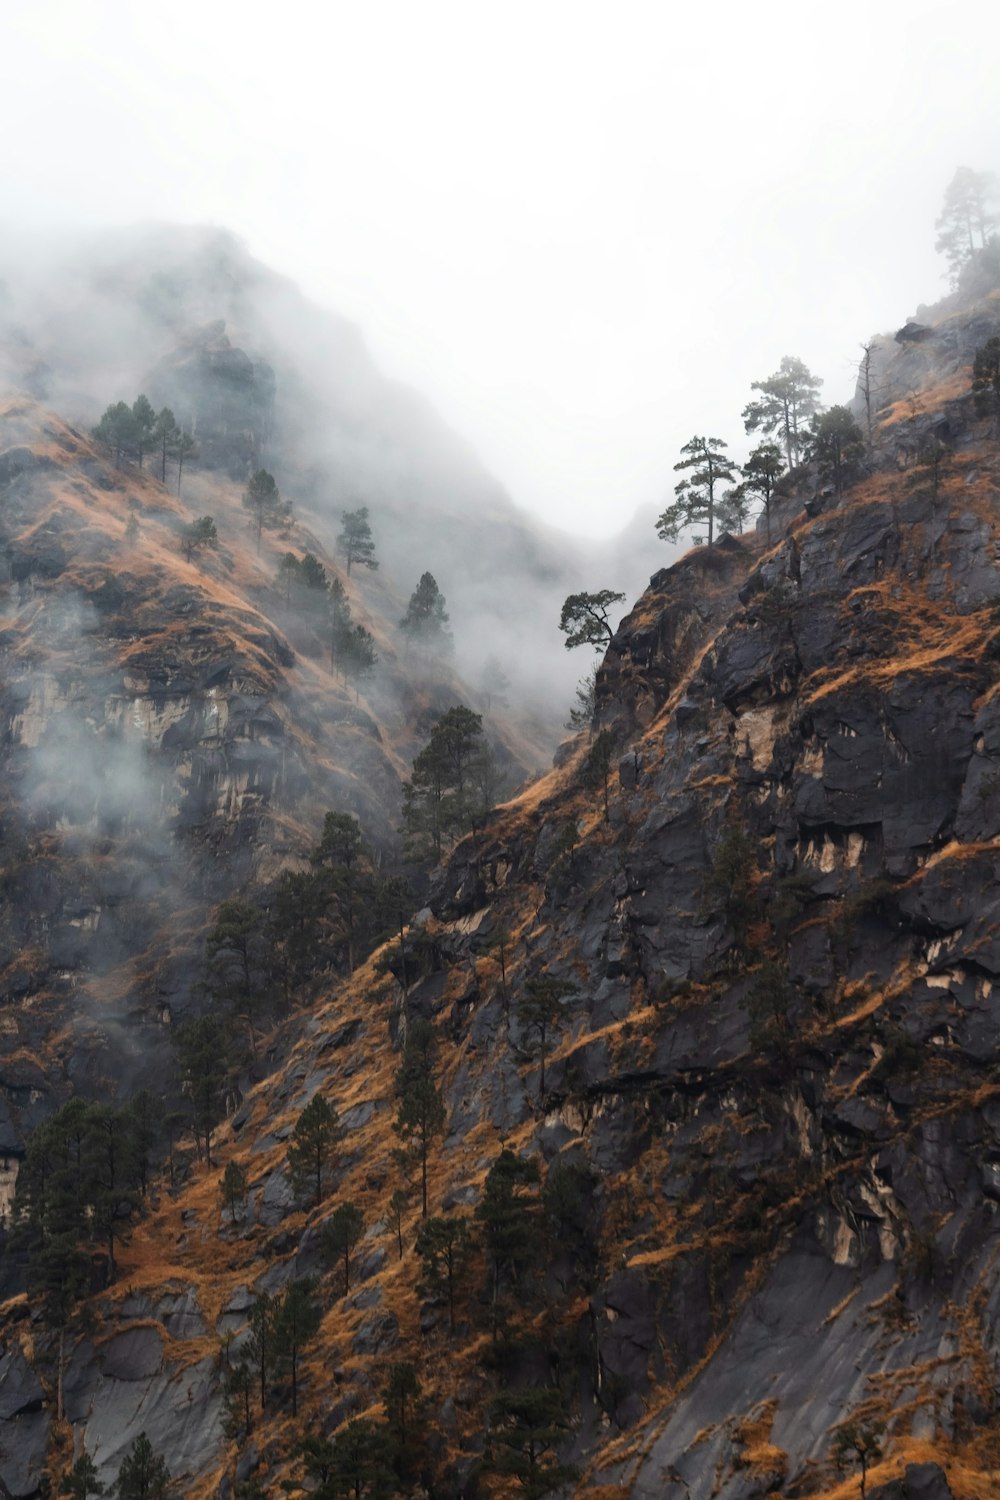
[[4, 267, 1000, 1498], [420, 282, 1000, 1496]]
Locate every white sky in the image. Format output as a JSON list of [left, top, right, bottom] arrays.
[[3, 0, 999, 537]]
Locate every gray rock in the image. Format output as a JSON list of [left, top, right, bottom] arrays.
[[352, 1311, 399, 1356], [100, 1325, 164, 1381]]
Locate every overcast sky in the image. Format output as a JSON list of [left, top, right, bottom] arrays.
[[3, 0, 999, 537]]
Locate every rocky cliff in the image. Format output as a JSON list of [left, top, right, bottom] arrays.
[[3, 275, 1000, 1500]]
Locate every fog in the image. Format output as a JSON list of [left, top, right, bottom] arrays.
[[4, 0, 999, 545]]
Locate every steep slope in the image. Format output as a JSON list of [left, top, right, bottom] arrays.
[[0, 395, 539, 1199], [6, 278, 1000, 1499], [0, 225, 619, 724]]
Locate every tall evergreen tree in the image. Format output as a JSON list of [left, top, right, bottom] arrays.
[[935, 167, 998, 285], [415, 1215, 472, 1330], [287, 1094, 343, 1207], [337, 506, 379, 575], [805, 406, 866, 496], [152, 407, 179, 484], [487, 1387, 578, 1499], [114, 1432, 170, 1500], [742, 357, 823, 468], [657, 435, 739, 546], [206, 898, 271, 1054], [321, 1201, 365, 1294], [242, 469, 287, 552], [402, 706, 487, 863], [400, 571, 451, 652], [476, 1147, 543, 1341], [131, 395, 157, 470], [174, 1014, 231, 1164], [272, 1277, 321, 1417], [519, 975, 576, 1099], [739, 441, 785, 542]]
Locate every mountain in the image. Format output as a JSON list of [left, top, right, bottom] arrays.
[[0, 224, 639, 725], [3, 241, 1000, 1499]]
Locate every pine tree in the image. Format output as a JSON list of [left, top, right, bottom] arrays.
[[476, 1147, 543, 1341], [93, 401, 136, 467], [180, 515, 217, 562], [242, 469, 287, 552], [805, 406, 866, 496], [131, 395, 157, 470], [171, 428, 197, 496], [558, 590, 625, 651], [174, 1015, 231, 1164], [657, 435, 739, 546], [742, 357, 823, 469], [321, 1201, 365, 1294], [393, 1020, 447, 1218], [206, 897, 271, 1054], [220, 1160, 249, 1223], [61, 1453, 105, 1498], [287, 1094, 343, 1207], [740, 442, 785, 542], [383, 1361, 423, 1480], [311, 812, 371, 974], [519, 975, 576, 1099], [272, 1277, 321, 1417], [247, 1291, 277, 1412], [935, 167, 998, 286], [487, 1387, 578, 1499], [400, 571, 451, 653], [152, 407, 179, 484], [337, 506, 379, 575], [402, 706, 487, 863], [415, 1215, 472, 1330], [114, 1432, 170, 1500]]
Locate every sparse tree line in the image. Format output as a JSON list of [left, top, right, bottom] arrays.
[[93, 394, 196, 492], [557, 167, 1000, 737]]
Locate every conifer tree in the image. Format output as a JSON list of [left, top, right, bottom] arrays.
[[394, 1020, 446, 1217], [242, 469, 287, 552], [247, 1291, 277, 1412], [657, 435, 739, 546], [93, 401, 136, 467], [519, 975, 576, 1099], [742, 357, 823, 468], [402, 706, 487, 863], [337, 506, 379, 575], [487, 1387, 578, 1499], [740, 441, 785, 542], [174, 1014, 231, 1164], [61, 1453, 105, 1498], [805, 406, 866, 496], [152, 407, 179, 484], [415, 1215, 472, 1330], [272, 1277, 321, 1417], [476, 1147, 543, 1342], [558, 590, 625, 651], [287, 1094, 344, 1207], [171, 428, 197, 496], [206, 898, 271, 1054], [220, 1160, 249, 1222], [400, 571, 451, 652], [180, 515, 217, 562], [935, 167, 998, 285], [114, 1432, 170, 1500], [131, 395, 157, 470], [322, 1201, 365, 1294]]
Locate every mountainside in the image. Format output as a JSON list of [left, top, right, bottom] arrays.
[[0, 225, 623, 720], [3, 262, 1000, 1500]]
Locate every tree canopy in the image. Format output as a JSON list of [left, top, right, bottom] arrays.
[[558, 589, 625, 651], [657, 435, 739, 546], [742, 357, 823, 469], [935, 167, 998, 285], [337, 506, 379, 574], [400, 571, 452, 653]]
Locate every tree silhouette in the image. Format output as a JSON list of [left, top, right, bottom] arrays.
[[658, 435, 739, 546], [338, 506, 379, 574], [558, 589, 625, 651], [743, 357, 823, 468]]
